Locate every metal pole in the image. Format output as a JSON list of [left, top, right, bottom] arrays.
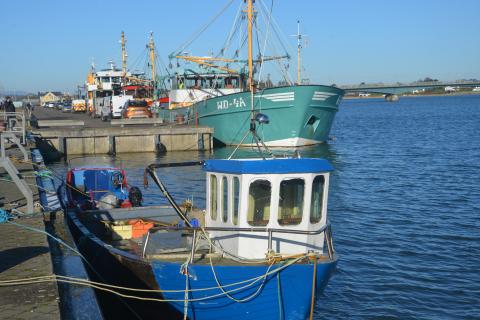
[[268, 230, 273, 252], [190, 229, 197, 263], [142, 230, 151, 258]]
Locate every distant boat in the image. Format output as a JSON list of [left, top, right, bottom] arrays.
[[167, 1, 344, 147], [64, 157, 142, 210], [85, 32, 158, 120]]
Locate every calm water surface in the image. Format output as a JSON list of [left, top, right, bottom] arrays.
[[50, 95, 480, 319]]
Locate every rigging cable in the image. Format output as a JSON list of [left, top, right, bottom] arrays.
[[172, 0, 236, 59], [257, 0, 274, 83], [256, 0, 293, 84], [218, 0, 244, 58]]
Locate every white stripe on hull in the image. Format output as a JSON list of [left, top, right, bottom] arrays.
[[257, 92, 295, 102], [239, 137, 324, 147], [312, 91, 337, 101], [267, 98, 295, 102]]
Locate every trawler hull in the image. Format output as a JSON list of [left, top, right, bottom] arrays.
[[196, 85, 344, 147]]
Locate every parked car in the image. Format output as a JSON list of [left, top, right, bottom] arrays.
[[55, 102, 63, 110], [47, 102, 56, 108], [62, 103, 72, 113], [99, 95, 133, 121], [122, 100, 153, 119]]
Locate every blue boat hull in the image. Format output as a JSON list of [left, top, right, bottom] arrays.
[[152, 258, 337, 320], [66, 210, 184, 319], [66, 209, 337, 320]]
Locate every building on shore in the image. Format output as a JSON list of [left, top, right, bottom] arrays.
[[39, 91, 63, 105]]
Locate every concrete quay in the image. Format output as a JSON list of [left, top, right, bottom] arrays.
[[0, 139, 102, 319], [31, 107, 213, 157], [0, 216, 61, 320], [0, 143, 61, 319]]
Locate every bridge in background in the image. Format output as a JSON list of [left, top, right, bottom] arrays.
[[341, 81, 480, 101]]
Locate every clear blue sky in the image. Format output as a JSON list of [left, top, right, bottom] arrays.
[[1, 0, 479, 93]]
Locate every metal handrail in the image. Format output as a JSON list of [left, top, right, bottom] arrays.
[[148, 223, 329, 236], [1, 133, 28, 160], [1, 111, 26, 144], [0, 132, 34, 213], [142, 222, 335, 260]]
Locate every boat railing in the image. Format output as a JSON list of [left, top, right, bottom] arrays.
[[154, 108, 193, 125], [142, 222, 335, 262]]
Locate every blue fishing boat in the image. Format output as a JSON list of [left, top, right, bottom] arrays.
[[65, 154, 338, 319], [65, 163, 142, 210]]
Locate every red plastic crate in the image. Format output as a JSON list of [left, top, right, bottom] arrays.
[[128, 219, 154, 238]]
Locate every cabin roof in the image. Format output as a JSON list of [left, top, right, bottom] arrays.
[[203, 158, 333, 175], [71, 166, 120, 171]]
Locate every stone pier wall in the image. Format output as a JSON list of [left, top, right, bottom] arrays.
[[32, 126, 213, 156]]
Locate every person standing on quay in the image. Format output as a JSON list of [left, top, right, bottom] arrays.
[[3, 96, 16, 130]]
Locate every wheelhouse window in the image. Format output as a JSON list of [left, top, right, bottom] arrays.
[[247, 180, 271, 226], [233, 177, 240, 225], [222, 176, 228, 222], [278, 178, 304, 225], [310, 175, 325, 223], [210, 175, 217, 220]]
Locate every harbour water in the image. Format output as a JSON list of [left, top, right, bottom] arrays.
[[49, 95, 480, 319]]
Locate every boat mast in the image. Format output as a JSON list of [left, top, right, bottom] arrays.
[[121, 31, 127, 81], [296, 20, 302, 85], [247, 0, 254, 94], [241, 0, 274, 159], [148, 32, 156, 89], [246, 0, 257, 138]]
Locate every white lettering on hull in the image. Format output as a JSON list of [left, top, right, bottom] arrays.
[[216, 97, 247, 110]]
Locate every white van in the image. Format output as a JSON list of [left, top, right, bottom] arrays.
[[99, 95, 133, 121]]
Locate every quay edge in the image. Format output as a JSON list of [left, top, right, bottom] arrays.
[[31, 125, 213, 157]]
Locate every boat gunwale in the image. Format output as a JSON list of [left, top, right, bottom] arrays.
[[67, 209, 149, 264], [68, 208, 337, 266]]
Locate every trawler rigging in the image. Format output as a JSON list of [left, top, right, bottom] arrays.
[[166, 0, 344, 147]]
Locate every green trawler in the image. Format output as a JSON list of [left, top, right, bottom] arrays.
[[167, 1, 344, 147]]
